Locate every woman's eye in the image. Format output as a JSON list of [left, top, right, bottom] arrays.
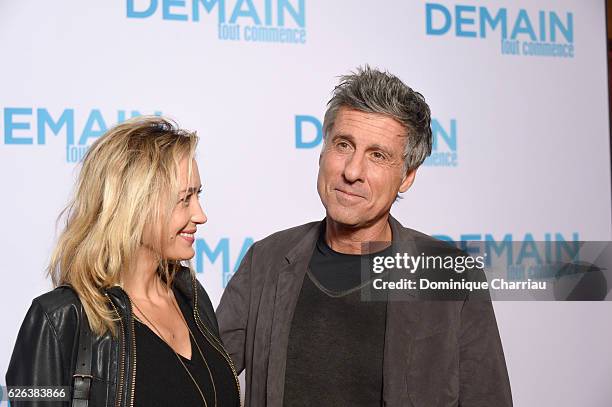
[[179, 194, 192, 205], [179, 189, 202, 205]]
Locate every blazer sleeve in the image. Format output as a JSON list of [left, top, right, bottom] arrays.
[[458, 284, 513, 406], [6, 299, 70, 406], [216, 245, 254, 374]]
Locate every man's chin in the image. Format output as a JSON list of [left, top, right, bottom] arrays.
[[325, 208, 364, 228]]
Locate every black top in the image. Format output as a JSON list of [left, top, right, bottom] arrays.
[[134, 289, 239, 407], [283, 228, 391, 406]]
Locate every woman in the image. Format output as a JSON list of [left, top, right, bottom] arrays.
[[6, 117, 241, 407]]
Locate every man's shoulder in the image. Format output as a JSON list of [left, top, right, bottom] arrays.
[[391, 217, 463, 253], [252, 220, 321, 255], [391, 216, 441, 243], [399, 225, 439, 242], [255, 220, 321, 247]]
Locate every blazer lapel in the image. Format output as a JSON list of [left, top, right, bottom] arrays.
[[383, 216, 424, 406], [266, 220, 322, 406]]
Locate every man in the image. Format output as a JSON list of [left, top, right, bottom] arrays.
[[217, 66, 512, 406]]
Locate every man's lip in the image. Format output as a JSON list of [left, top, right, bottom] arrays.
[[335, 188, 364, 199], [179, 230, 197, 234]]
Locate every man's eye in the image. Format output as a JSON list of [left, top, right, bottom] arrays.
[[337, 141, 349, 149], [372, 151, 386, 160]]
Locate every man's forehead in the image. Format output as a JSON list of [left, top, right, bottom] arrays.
[[336, 106, 405, 129], [333, 108, 408, 144]]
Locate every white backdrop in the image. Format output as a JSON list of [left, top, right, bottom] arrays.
[[1, 0, 611, 405]]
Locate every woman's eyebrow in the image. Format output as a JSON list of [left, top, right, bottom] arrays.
[[179, 185, 203, 193]]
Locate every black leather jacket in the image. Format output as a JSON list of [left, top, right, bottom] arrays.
[[6, 267, 241, 407]]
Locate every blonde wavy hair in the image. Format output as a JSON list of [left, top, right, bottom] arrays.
[[48, 116, 199, 336]]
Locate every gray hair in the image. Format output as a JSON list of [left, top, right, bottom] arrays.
[[322, 65, 432, 173]]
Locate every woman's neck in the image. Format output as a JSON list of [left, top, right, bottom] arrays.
[[122, 247, 168, 302]]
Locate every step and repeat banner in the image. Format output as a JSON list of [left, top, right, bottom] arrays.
[[1, 0, 611, 405]]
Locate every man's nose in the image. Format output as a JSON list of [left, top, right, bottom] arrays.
[[342, 151, 366, 183]]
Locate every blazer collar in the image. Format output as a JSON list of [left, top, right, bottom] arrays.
[[283, 214, 409, 265], [284, 220, 324, 265]]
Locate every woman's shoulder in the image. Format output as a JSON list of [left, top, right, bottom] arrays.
[[11, 286, 82, 356], [31, 285, 81, 321], [7, 286, 83, 388]]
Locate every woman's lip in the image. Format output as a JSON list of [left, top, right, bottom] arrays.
[[179, 234, 195, 244]]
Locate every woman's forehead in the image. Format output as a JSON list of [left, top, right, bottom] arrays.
[[178, 157, 201, 186]]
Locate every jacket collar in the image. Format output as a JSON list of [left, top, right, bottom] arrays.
[[172, 265, 196, 303], [284, 221, 323, 265], [105, 265, 195, 311], [284, 214, 408, 263]]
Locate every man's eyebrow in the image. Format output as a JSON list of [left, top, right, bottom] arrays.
[[332, 134, 395, 157], [369, 143, 395, 156], [179, 185, 203, 193], [331, 133, 355, 142]]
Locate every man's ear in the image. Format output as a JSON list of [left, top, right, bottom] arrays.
[[399, 168, 417, 193]]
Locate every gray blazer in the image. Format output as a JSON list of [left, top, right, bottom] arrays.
[[216, 216, 513, 406]]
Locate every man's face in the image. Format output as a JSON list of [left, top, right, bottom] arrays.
[[317, 106, 416, 228]]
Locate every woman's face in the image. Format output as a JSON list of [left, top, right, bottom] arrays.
[[142, 157, 207, 261]]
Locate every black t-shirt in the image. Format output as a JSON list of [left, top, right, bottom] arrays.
[[283, 228, 391, 406], [133, 289, 239, 407]]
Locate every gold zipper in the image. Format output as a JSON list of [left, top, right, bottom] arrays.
[[194, 311, 242, 403], [191, 275, 243, 407], [105, 292, 126, 407], [128, 300, 137, 407]]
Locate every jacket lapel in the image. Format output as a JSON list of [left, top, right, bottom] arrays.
[[105, 286, 135, 407], [266, 221, 322, 406], [383, 216, 424, 406], [172, 266, 219, 335]]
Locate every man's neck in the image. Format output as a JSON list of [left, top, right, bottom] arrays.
[[324, 215, 392, 255]]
